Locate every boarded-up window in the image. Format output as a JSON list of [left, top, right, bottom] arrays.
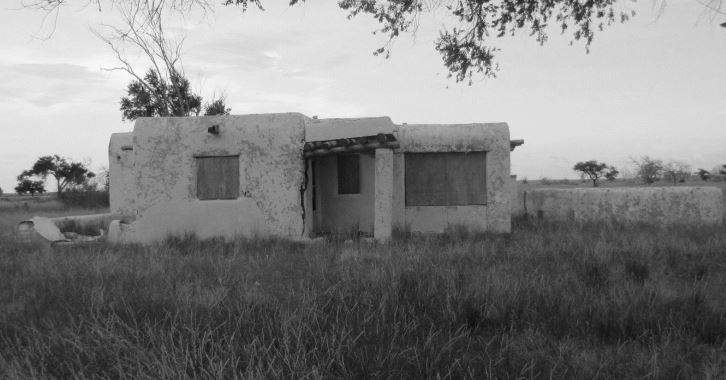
[[337, 154, 360, 194], [196, 156, 239, 200], [405, 152, 486, 206]]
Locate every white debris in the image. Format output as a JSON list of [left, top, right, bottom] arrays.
[[29, 217, 67, 242]]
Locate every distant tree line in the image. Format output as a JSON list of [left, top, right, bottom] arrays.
[[573, 158, 725, 187]]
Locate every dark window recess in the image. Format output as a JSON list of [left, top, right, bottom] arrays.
[[337, 154, 360, 194], [196, 156, 239, 200], [405, 152, 486, 206]]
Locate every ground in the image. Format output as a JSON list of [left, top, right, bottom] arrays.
[[1, 189, 726, 378]]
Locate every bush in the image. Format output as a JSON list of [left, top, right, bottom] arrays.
[[632, 156, 663, 185]]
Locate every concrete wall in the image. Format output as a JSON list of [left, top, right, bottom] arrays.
[[108, 133, 135, 215], [127, 113, 307, 242], [396, 123, 511, 233], [524, 187, 724, 225], [313, 152, 375, 234]]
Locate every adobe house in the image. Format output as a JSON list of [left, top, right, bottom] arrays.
[[107, 113, 521, 243]]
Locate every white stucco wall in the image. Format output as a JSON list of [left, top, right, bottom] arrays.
[[127, 113, 307, 242], [396, 123, 511, 233], [109, 132, 136, 215], [108, 199, 269, 243], [524, 187, 724, 225]]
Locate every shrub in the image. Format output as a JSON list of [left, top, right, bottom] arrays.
[[632, 156, 663, 185]]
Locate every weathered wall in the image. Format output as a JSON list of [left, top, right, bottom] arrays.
[[108, 133, 135, 215], [131, 113, 307, 240], [396, 123, 511, 233], [108, 199, 269, 244], [314, 152, 375, 234], [524, 187, 724, 225]]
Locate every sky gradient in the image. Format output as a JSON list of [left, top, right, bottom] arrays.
[[0, 1, 724, 192]]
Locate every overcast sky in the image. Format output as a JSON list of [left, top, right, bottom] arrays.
[[0, 1, 724, 192]]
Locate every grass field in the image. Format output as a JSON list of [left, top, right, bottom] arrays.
[[1, 202, 726, 378]]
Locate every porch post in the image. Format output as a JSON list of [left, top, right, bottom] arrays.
[[374, 148, 394, 241]]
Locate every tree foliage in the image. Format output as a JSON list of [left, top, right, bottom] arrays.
[[15, 179, 46, 196], [631, 156, 663, 185], [226, 0, 638, 83], [573, 160, 618, 187], [121, 69, 203, 121], [203, 97, 232, 116], [17, 155, 95, 196], [696, 168, 711, 181], [663, 161, 691, 185], [87, 2, 232, 121], [28, 1, 726, 84]]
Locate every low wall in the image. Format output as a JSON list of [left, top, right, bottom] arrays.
[[107, 199, 270, 244], [524, 187, 723, 225]]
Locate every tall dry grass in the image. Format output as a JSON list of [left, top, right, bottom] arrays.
[[1, 219, 725, 378]]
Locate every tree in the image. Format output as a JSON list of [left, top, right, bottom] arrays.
[[696, 168, 711, 181], [0, 186, 3, 196], [121, 68, 202, 120], [204, 97, 232, 116], [15, 179, 46, 196], [91, 1, 230, 121], [632, 156, 663, 185], [663, 161, 691, 185], [573, 160, 618, 187], [18, 155, 95, 196]]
